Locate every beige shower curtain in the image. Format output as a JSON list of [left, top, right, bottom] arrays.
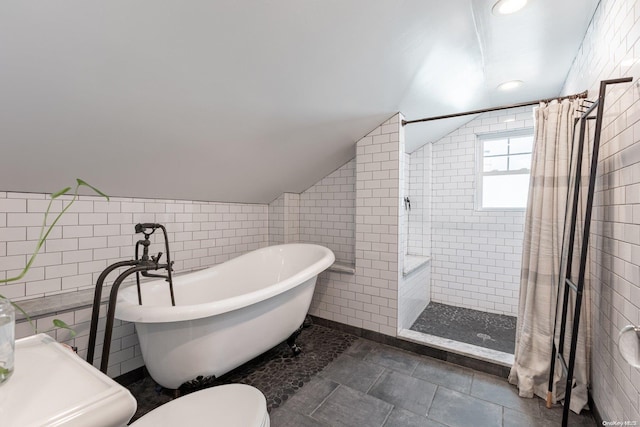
[[509, 98, 591, 414]]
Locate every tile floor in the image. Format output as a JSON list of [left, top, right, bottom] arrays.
[[410, 302, 517, 354], [127, 323, 596, 427], [269, 338, 596, 427]]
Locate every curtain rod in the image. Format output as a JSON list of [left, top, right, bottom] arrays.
[[401, 90, 589, 126]]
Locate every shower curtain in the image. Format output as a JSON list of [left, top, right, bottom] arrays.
[[508, 98, 591, 414]]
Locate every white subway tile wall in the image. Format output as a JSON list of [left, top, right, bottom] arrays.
[[398, 263, 431, 330], [411, 107, 533, 317], [562, 0, 640, 422], [398, 122, 430, 330], [285, 193, 301, 243], [268, 192, 301, 245], [407, 144, 432, 257], [309, 115, 400, 336], [1, 193, 269, 376], [299, 160, 356, 264], [401, 152, 410, 258], [268, 193, 285, 245]]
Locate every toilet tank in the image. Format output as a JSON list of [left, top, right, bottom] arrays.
[[0, 334, 137, 427]]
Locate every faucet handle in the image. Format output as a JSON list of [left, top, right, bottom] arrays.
[[152, 252, 163, 263]]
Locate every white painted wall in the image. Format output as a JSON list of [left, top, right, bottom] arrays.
[[561, 0, 640, 422]]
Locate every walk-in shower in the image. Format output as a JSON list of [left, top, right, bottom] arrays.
[[398, 103, 539, 364]]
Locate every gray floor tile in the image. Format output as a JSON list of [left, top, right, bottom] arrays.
[[428, 386, 502, 427], [368, 370, 437, 416], [503, 407, 556, 427], [363, 343, 423, 375], [269, 407, 331, 427], [538, 402, 596, 426], [320, 353, 385, 393], [282, 376, 339, 416], [312, 385, 393, 427], [344, 338, 377, 360], [412, 357, 474, 393], [383, 407, 447, 427], [470, 372, 541, 418]]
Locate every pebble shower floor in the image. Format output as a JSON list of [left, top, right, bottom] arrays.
[[409, 302, 517, 354]]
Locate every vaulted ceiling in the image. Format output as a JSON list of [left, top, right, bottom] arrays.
[[0, 0, 599, 203]]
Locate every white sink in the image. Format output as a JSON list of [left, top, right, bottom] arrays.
[[0, 334, 137, 427]]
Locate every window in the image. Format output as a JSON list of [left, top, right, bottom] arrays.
[[477, 129, 534, 209]]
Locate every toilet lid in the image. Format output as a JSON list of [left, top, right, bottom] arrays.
[[130, 384, 269, 427]]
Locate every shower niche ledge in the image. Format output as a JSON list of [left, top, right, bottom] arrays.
[[329, 261, 356, 275], [403, 255, 431, 276]]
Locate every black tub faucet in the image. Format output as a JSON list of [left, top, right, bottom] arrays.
[[86, 223, 176, 374]]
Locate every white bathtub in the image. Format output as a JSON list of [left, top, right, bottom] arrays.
[[115, 243, 334, 389]]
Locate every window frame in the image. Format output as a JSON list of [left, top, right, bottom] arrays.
[[475, 128, 534, 211]]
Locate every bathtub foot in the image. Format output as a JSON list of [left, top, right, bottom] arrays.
[[287, 324, 304, 356], [303, 315, 313, 328]]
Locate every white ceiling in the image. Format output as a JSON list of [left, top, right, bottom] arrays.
[[0, 0, 599, 203]]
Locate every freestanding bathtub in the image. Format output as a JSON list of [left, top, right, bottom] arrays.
[[115, 243, 334, 389]]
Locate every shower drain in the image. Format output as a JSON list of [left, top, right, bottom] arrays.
[[477, 333, 495, 342]]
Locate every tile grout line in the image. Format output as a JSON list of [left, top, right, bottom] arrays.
[[379, 403, 395, 427], [425, 383, 439, 420], [409, 358, 420, 376], [308, 383, 342, 418], [365, 367, 387, 395]]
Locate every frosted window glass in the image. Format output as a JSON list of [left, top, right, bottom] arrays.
[[509, 153, 532, 171], [483, 174, 530, 208], [484, 156, 508, 172], [484, 139, 509, 156], [510, 136, 534, 154]]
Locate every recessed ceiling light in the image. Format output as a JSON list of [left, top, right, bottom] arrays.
[[492, 0, 528, 15], [498, 80, 523, 90]]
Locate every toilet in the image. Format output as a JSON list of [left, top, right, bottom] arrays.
[[130, 384, 270, 427]]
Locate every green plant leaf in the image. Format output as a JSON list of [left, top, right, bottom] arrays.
[[51, 186, 72, 199], [76, 179, 109, 201], [0, 367, 10, 375], [53, 319, 77, 337], [0, 179, 108, 336]]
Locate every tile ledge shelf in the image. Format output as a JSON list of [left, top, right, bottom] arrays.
[[13, 267, 203, 322], [14, 262, 356, 321], [14, 287, 106, 323], [328, 262, 356, 274], [403, 255, 431, 276]]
